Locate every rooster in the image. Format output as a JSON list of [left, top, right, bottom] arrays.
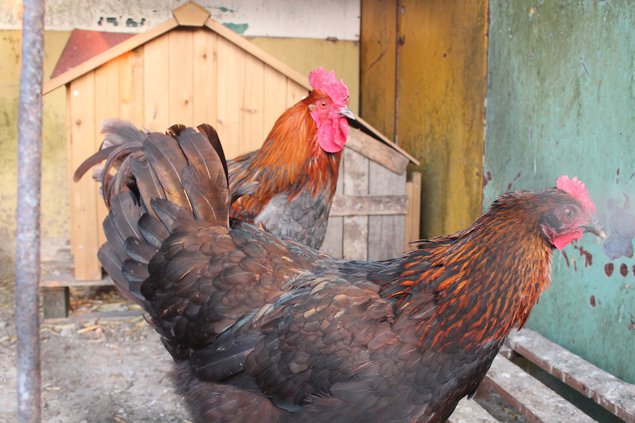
[[74, 67, 352, 249], [96, 123, 604, 422]]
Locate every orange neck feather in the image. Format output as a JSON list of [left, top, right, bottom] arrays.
[[231, 95, 342, 220], [385, 196, 554, 352]]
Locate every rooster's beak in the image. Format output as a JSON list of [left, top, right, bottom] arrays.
[[339, 107, 356, 120], [582, 220, 606, 240]]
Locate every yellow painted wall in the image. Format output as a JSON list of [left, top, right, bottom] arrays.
[[398, 0, 488, 238], [0, 29, 359, 263], [0, 31, 70, 262], [250, 38, 359, 113], [360, 0, 488, 239]]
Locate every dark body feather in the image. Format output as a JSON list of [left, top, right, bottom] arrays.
[[94, 123, 598, 422]]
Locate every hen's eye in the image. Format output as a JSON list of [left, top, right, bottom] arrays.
[[563, 207, 576, 218], [319, 100, 327, 108]]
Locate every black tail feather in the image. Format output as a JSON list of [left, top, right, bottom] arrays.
[[129, 157, 165, 216], [82, 121, 232, 310], [138, 213, 169, 249], [143, 133, 189, 207]]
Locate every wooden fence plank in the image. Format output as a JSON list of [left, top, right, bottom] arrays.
[[69, 74, 101, 280], [168, 29, 194, 125], [242, 54, 265, 153], [143, 36, 170, 131], [448, 398, 498, 423], [320, 217, 343, 258], [342, 148, 369, 260], [405, 171, 422, 248], [368, 161, 406, 260], [508, 329, 635, 423], [192, 29, 218, 128], [285, 78, 308, 108], [262, 65, 287, 142], [94, 59, 120, 248], [119, 48, 145, 125], [216, 37, 245, 159], [479, 355, 595, 423], [330, 195, 407, 217]]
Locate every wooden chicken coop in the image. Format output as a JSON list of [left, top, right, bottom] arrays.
[[41, 1, 419, 314]]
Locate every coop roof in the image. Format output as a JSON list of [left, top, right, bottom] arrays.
[[43, 1, 417, 168]]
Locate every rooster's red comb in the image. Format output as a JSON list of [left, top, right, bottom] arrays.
[[309, 67, 349, 108], [556, 176, 595, 214]]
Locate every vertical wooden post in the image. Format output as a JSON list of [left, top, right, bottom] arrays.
[[360, 0, 398, 140], [396, 0, 488, 238], [360, 0, 489, 239]]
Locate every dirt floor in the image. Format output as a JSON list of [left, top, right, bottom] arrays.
[[0, 250, 189, 423]]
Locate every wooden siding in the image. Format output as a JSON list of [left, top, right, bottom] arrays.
[[321, 152, 412, 261], [67, 24, 413, 278], [68, 26, 312, 279], [360, 0, 488, 239]]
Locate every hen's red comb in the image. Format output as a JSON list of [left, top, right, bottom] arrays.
[[556, 176, 595, 214], [309, 67, 349, 107]]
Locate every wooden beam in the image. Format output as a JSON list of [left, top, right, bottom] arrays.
[[508, 329, 635, 423], [479, 355, 595, 423], [204, 17, 311, 91], [448, 398, 498, 423], [405, 171, 422, 246], [173, 1, 210, 26], [360, 0, 397, 140], [43, 18, 179, 94], [396, 0, 488, 238], [330, 195, 407, 217], [346, 127, 409, 174], [342, 149, 369, 260]]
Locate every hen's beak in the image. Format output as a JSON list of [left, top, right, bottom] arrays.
[[339, 107, 356, 119], [582, 220, 606, 240]]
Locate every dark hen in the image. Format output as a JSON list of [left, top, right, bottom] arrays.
[[96, 123, 604, 422]]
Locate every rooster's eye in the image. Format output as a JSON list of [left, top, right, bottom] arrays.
[[319, 100, 327, 108]]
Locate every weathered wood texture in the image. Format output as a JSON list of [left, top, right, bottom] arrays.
[[58, 3, 414, 279], [479, 355, 596, 423], [507, 329, 635, 423], [405, 171, 421, 248], [360, 0, 397, 140], [360, 0, 488, 239], [448, 398, 498, 423], [65, 27, 315, 279]]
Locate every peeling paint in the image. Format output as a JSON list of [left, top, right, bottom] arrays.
[[223, 22, 248, 34], [574, 245, 593, 267], [590, 295, 596, 307], [620, 263, 629, 277], [602, 194, 635, 260], [604, 262, 614, 276]]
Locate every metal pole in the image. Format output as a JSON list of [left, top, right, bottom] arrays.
[[16, 0, 45, 421]]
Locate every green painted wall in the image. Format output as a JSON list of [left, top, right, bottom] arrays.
[[485, 1, 635, 382]]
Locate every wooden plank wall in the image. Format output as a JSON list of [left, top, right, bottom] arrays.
[[321, 152, 409, 261], [69, 26, 412, 276], [360, 0, 489, 239], [69, 27, 309, 279]]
